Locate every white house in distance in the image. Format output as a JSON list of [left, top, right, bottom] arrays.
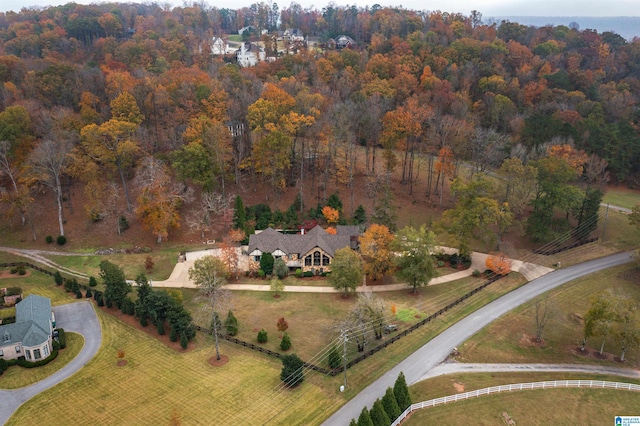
[[0, 295, 55, 362], [236, 42, 266, 67], [211, 36, 229, 55]]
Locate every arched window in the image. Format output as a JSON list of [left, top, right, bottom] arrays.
[[313, 251, 321, 266]]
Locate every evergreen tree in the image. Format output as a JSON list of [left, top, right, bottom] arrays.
[[54, 271, 63, 286], [381, 386, 401, 420], [88, 276, 97, 287], [349, 420, 357, 426], [233, 195, 246, 230], [280, 354, 304, 387], [280, 332, 291, 350], [260, 252, 275, 275], [328, 346, 342, 369], [180, 332, 188, 349], [224, 310, 238, 336], [393, 371, 412, 411], [370, 398, 391, 426], [169, 326, 178, 342], [353, 204, 367, 224], [273, 257, 288, 278], [327, 193, 343, 212], [356, 407, 374, 426]]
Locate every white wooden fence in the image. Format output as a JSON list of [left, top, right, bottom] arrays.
[[390, 380, 640, 426]]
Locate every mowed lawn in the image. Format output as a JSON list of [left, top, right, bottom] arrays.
[[0, 333, 84, 389], [602, 187, 640, 210], [0, 267, 79, 306], [406, 372, 640, 425], [459, 264, 640, 368]]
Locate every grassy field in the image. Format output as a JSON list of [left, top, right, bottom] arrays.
[[0, 332, 84, 389], [6, 272, 527, 425], [0, 267, 81, 306], [602, 187, 640, 209], [458, 264, 640, 368], [406, 372, 640, 425]]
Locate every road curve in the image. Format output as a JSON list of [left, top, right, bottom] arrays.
[[321, 251, 635, 426], [0, 301, 102, 425]]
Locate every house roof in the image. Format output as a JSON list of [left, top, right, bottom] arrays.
[[248, 225, 359, 258], [0, 295, 51, 349]]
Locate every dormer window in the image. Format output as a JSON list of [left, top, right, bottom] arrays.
[[3, 332, 9, 342]]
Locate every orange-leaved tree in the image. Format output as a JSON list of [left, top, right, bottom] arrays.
[[360, 223, 395, 280], [485, 252, 512, 276], [322, 205, 339, 225]]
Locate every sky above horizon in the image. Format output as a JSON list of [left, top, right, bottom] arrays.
[[1, 0, 639, 16]]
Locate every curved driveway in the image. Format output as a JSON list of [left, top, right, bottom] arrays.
[[0, 301, 101, 425], [322, 251, 635, 425]]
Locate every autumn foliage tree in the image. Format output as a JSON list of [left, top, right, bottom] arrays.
[[322, 205, 339, 225], [360, 224, 395, 280], [485, 252, 512, 275]]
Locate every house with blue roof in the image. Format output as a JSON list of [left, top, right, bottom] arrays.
[[0, 295, 55, 362]]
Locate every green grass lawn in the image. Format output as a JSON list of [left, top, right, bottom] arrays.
[[459, 264, 640, 367], [0, 267, 81, 306], [602, 187, 640, 210], [0, 332, 84, 389], [406, 372, 640, 425]]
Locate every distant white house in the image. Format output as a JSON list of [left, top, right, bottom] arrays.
[[236, 42, 265, 67], [283, 28, 305, 42], [238, 25, 256, 36], [211, 36, 229, 55]]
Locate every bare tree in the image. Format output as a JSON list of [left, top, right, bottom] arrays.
[[534, 298, 557, 343], [357, 291, 386, 340], [186, 192, 232, 239], [29, 135, 76, 236], [189, 256, 231, 361]]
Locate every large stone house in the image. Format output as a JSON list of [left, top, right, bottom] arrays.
[[0, 295, 55, 362], [247, 225, 360, 274]]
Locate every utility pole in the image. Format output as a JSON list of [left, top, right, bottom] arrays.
[[340, 328, 348, 391]]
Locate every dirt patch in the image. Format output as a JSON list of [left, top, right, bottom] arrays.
[[571, 345, 615, 361], [0, 270, 32, 279], [453, 381, 465, 392], [519, 333, 546, 347], [208, 354, 229, 367], [97, 303, 196, 353], [501, 411, 516, 425], [117, 359, 128, 367]]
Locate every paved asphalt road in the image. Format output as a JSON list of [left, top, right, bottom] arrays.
[[0, 301, 101, 425], [321, 251, 635, 426]]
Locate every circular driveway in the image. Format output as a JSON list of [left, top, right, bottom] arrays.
[[0, 301, 101, 425]]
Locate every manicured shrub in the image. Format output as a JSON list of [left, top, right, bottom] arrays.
[[328, 346, 342, 369], [449, 253, 460, 268], [45, 235, 53, 244], [85, 288, 92, 298], [88, 276, 97, 287], [224, 310, 238, 336], [276, 317, 288, 332], [56, 235, 66, 245], [280, 354, 304, 387], [295, 268, 303, 278], [140, 316, 148, 327], [52, 340, 60, 351], [10, 267, 17, 274], [280, 332, 291, 351], [169, 327, 178, 342], [472, 269, 481, 277], [180, 332, 188, 349], [106, 299, 113, 309], [157, 321, 165, 335], [17, 349, 58, 368], [0, 358, 8, 375], [16, 266, 26, 275], [303, 271, 314, 277], [57, 328, 66, 349], [97, 294, 104, 307], [76, 290, 83, 299], [54, 271, 63, 286], [437, 260, 445, 267], [257, 328, 268, 343], [257, 269, 266, 278]]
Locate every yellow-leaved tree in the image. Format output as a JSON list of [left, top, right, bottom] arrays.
[[359, 223, 395, 280]]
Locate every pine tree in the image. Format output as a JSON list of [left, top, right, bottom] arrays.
[[280, 332, 292, 351], [233, 195, 246, 230], [356, 407, 374, 426], [328, 346, 342, 369], [393, 371, 412, 411], [369, 398, 391, 426], [224, 310, 238, 336], [381, 386, 401, 420]]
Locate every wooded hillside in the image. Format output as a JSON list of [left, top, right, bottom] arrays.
[[0, 4, 638, 246]]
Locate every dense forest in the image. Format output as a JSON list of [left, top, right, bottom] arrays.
[[0, 3, 638, 247]]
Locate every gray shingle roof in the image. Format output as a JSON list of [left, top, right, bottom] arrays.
[[0, 295, 51, 349], [247, 225, 359, 258]]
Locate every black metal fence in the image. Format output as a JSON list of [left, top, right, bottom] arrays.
[[197, 274, 503, 376]]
